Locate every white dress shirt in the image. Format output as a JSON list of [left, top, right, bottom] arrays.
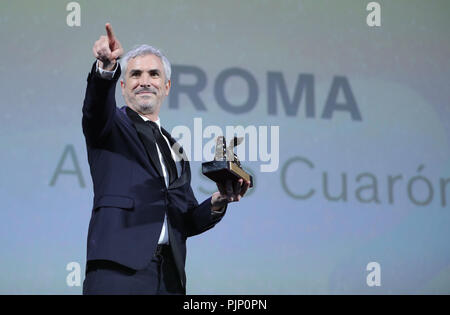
[[137, 115, 173, 245]]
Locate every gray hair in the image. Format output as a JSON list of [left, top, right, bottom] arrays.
[[120, 44, 171, 82]]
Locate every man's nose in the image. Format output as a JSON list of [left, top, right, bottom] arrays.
[[139, 73, 152, 87]]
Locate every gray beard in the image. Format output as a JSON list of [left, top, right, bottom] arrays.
[[136, 102, 156, 115]]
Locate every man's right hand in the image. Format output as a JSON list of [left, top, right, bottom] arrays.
[[92, 23, 124, 71]]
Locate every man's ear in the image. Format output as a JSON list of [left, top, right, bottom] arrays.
[[120, 79, 125, 95], [165, 79, 171, 96]]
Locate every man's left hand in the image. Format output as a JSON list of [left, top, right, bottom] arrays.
[[211, 179, 250, 211]]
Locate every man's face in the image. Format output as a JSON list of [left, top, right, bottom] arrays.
[[121, 54, 171, 116]]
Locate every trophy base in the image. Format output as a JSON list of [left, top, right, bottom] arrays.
[[202, 160, 253, 188]]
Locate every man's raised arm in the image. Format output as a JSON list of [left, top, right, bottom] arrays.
[[82, 23, 124, 145]]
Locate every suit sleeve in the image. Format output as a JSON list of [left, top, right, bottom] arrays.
[[82, 61, 122, 146], [184, 185, 227, 237]]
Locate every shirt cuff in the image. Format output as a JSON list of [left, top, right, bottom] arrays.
[[211, 205, 226, 214], [96, 60, 118, 80]]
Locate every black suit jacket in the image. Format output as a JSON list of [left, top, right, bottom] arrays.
[[82, 62, 226, 290]]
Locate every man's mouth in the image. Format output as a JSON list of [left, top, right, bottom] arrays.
[[135, 89, 156, 95]]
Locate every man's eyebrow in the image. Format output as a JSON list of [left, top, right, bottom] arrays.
[[129, 69, 142, 75], [128, 69, 161, 75]]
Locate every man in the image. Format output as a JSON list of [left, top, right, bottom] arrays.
[[82, 23, 250, 295]]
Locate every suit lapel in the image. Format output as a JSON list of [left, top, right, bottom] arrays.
[[125, 106, 191, 188], [161, 127, 191, 189], [125, 107, 164, 179]]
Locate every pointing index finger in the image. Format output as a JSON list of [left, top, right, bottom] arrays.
[[105, 23, 116, 42]]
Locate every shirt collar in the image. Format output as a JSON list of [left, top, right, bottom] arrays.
[[138, 114, 162, 131]]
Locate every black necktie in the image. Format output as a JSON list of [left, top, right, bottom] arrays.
[[147, 121, 177, 186]]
